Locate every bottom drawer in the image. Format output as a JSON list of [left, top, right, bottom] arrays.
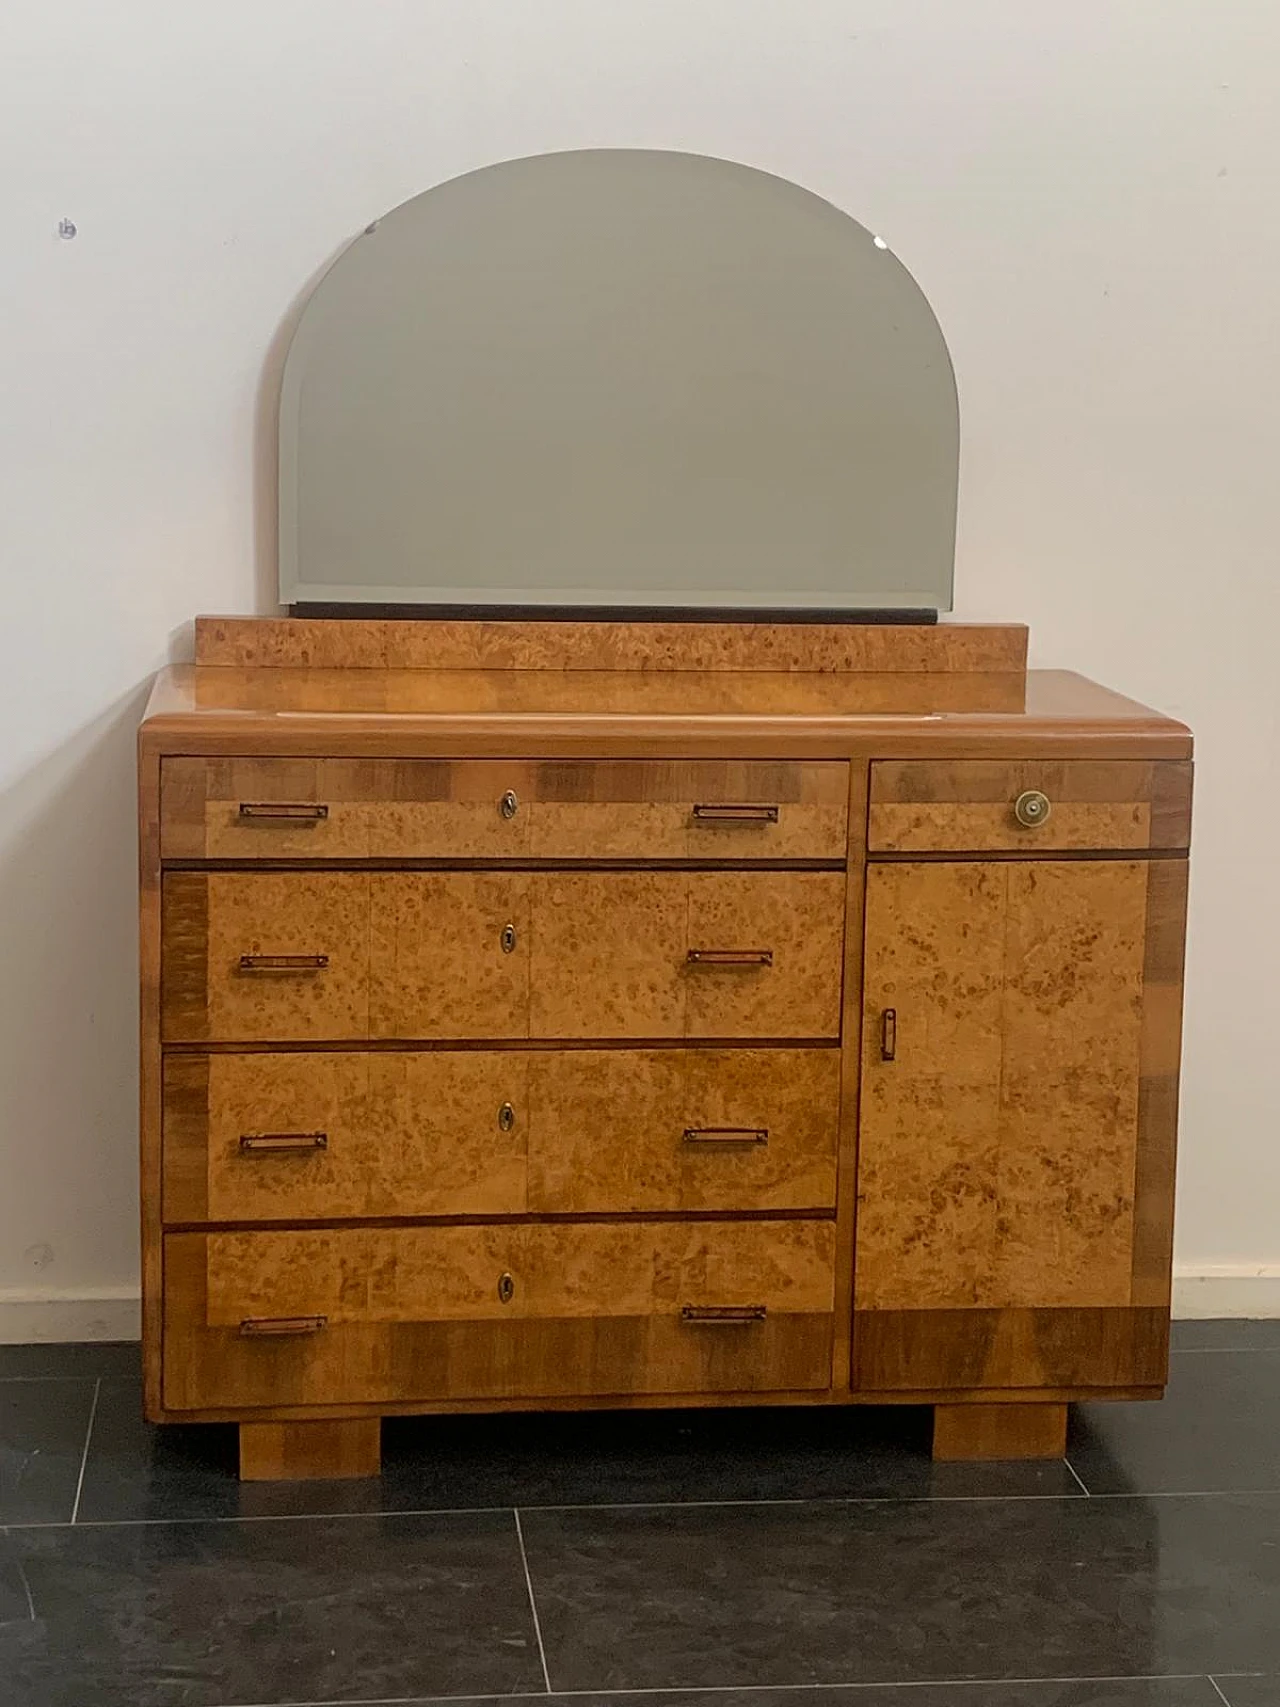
[[163, 1222, 836, 1410]]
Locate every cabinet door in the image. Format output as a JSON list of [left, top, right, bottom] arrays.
[[854, 859, 1185, 1393]]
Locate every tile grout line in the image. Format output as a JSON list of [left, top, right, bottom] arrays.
[[1208, 1680, 1234, 1706], [8, 1482, 1280, 1534], [513, 1507, 553, 1694], [1063, 1457, 1091, 1496], [70, 1378, 100, 1524], [212, 1672, 1238, 1707]]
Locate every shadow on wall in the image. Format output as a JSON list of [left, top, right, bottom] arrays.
[[0, 685, 153, 1326]]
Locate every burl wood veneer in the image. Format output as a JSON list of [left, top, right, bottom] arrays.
[[140, 618, 1191, 1477]]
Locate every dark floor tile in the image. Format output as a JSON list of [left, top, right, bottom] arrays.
[[0, 1342, 140, 1381], [1214, 1679, 1278, 1704], [74, 1378, 390, 1522], [1171, 1320, 1280, 1352], [78, 1383, 1081, 1521], [1069, 1350, 1280, 1494], [521, 1493, 1280, 1690], [402, 1687, 1227, 1707], [0, 1510, 541, 1707], [0, 1379, 95, 1525]]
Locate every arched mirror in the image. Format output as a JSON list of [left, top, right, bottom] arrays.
[[279, 149, 958, 614]]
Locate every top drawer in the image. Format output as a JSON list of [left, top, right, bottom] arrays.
[[160, 759, 849, 862], [868, 760, 1192, 853]]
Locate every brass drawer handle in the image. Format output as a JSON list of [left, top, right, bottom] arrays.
[[239, 1315, 327, 1337], [880, 1007, 897, 1061], [238, 802, 329, 821], [687, 948, 773, 967], [239, 1132, 329, 1154], [238, 954, 329, 972], [681, 1304, 768, 1324], [683, 1127, 769, 1146], [1013, 789, 1051, 829], [692, 804, 780, 823]]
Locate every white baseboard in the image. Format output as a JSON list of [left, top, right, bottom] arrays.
[[0, 1273, 1276, 1346], [0, 1287, 141, 1345], [1172, 1268, 1280, 1319]]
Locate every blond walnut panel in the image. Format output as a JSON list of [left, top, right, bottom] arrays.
[[203, 1221, 835, 1324], [163, 1053, 529, 1223], [165, 870, 845, 1043], [526, 1048, 840, 1212], [161, 1225, 836, 1407], [160, 756, 848, 861], [868, 760, 1192, 852], [856, 860, 1152, 1314], [164, 1047, 839, 1223], [161, 872, 371, 1045]]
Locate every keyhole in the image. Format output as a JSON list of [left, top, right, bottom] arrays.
[[498, 1102, 516, 1132], [501, 924, 518, 954], [498, 1272, 515, 1304]]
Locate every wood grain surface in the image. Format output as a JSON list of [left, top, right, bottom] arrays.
[[161, 756, 849, 862], [868, 759, 1193, 852], [163, 1224, 835, 1408], [162, 1046, 840, 1222], [855, 858, 1166, 1315], [194, 615, 1029, 676]]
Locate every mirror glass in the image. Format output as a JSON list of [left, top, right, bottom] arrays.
[[280, 149, 958, 613]]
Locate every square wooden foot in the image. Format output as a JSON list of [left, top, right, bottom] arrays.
[[239, 1419, 382, 1482], [932, 1402, 1068, 1461]]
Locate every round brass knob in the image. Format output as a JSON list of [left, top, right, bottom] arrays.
[[500, 923, 518, 954], [1013, 789, 1051, 829], [498, 1102, 516, 1133], [500, 789, 519, 820], [498, 1272, 515, 1304]]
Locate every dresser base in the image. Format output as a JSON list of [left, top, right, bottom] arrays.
[[932, 1402, 1069, 1462], [239, 1419, 382, 1482]]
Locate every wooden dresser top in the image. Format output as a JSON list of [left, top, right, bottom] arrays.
[[139, 617, 1190, 760]]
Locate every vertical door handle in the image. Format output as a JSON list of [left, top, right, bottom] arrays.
[[880, 1007, 897, 1061]]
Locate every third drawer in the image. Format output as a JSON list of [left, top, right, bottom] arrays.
[[163, 1046, 842, 1222]]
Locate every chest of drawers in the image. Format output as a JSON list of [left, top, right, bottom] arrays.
[[140, 618, 1191, 1478]]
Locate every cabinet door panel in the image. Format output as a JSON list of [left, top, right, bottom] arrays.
[[857, 859, 1175, 1323]]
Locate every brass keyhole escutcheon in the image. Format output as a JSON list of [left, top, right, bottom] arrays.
[[498, 1102, 516, 1133], [500, 789, 519, 820], [498, 1272, 515, 1304], [500, 923, 518, 954], [1013, 789, 1051, 829]]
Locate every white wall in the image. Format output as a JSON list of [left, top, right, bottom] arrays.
[[2, 0, 1276, 1337]]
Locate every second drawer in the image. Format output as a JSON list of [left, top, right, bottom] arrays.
[[163, 1047, 842, 1221], [161, 869, 846, 1042]]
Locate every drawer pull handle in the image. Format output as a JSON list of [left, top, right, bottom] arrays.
[[880, 1007, 897, 1061], [686, 948, 773, 967], [683, 1127, 769, 1146], [239, 1316, 327, 1337], [500, 789, 520, 820], [692, 804, 779, 824], [238, 954, 329, 972], [239, 1132, 329, 1154], [498, 1271, 515, 1304], [681, 1304, 767, 1324], [1013, 789, 1052, 829], [498, 1102, 517, 1133], [238, 802, 330, 821]]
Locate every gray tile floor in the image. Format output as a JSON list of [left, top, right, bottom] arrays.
[[0, 1320, 1276, 1706]]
